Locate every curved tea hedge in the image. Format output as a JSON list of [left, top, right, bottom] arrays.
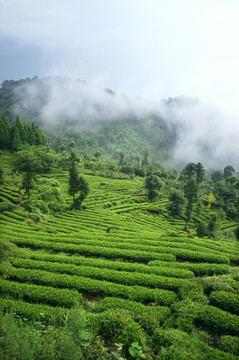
[[0, 265, 177, 306], [0, 279, 82, 308], [209, 291, 239, 315], [0, 297, 66, 321], [10, 257, 185, 292]]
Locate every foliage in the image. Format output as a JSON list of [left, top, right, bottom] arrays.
[[167, 190, 185, 219], [234, 227, 239, 240], [219, 335, 239, 356], [144, 175, 162, 200], [223, 165, 235, 182], [211, 170, 224, 182], [68, 152, 89, 209], [0, 113, 45, 150], [1, 148, 239, 359], [196, 222, 208, 238], [97, 309, 146, 348]]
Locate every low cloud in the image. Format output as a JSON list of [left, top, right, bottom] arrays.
[[14, 77, 239, 170]]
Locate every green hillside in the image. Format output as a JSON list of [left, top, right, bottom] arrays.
[[0, 77, 176, 163], [0, 149, 239, 359]]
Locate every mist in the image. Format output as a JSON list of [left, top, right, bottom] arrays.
[[13, 77, 239, 170]]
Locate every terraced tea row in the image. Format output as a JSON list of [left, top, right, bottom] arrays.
[[5, 235, 176, 262], [10, 257, 186, 292], [0, 265, 176, 305], [18, 250, 194, 278], [0, 279, 82, 308]]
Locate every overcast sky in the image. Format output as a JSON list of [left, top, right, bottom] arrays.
[[1, 0, 239, 115]]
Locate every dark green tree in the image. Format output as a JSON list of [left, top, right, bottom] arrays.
[[223, 165, 235, 182], [13, 149, 42, 200], [136, 154, 140, 167], [167, 190, 185, 219], [0, 115, 10, 149], [68, 152, 89, 209], [195, 162, 205, 184], [196, 222, 208, 238], [118, 151, 125, 166], [184, 178, 198, 204], [59, 144, 66, 153], [77, 176, 90, 209], [13, 115, 27, 145], [12, 127, 22, 151], [184, 178, 198, 229], [207, 215, 217, 238], [26, 123, 36, 145], [69, 140, 76, 149], [211, 170, 223, 183], [145, 175, 162, 200], [94, 150, 101, 162], [183, 163, 196, 178], [142, 150, 149, 167]]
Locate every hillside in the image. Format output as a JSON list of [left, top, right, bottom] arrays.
[[0, 77, 176, 163], [0, 150, 239, 359], [1, 76, 238, 168]]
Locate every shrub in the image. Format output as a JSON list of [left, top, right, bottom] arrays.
[[196, 222, 208, 238], [0, 241, 12, 262], [98, 309, 146, 348], [209, 291, 239, 315], [152, 329, 236, 359], [119, 165, 134, 175], [179, 279, 208, 305], [134, 168, 145, 177], [219, 335, 239, 356], [1, 264, 177, 305], [0, 279, 82, 308], [0, 202, 15, 212]]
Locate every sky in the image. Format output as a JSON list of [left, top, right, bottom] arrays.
[[1, 0, 239, 115]]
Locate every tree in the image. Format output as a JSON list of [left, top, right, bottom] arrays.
[[184, 178, 198, 204], [0, 115, 10, 149], [167, 190, 185, 219], [118, 152, 125, 166], [136, 154, 140, 167], [145, 175, 162, 200], [59, 144, 66, 153], [69, 140, 76, 149], [183, 163, 196, 178], [207, 215, 217, 238], [196, 222, 208, 238], [13, 114, 27, 145], [195, 162, 205, 184], [211, 170, 223, 183], [68, 152, 80, 203], [184, 178, 198, 229], [77, 176, 90, 209], [94, 150, 101, 162], [68, 152, 89, 209], [12, 127, 22, 151], [223, 165, 235, 183], [13, 149, 42, 200], [142, 150, 149, 167]]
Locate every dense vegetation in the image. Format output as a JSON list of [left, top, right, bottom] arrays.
[[0, 139, 239, 359], [0, 84, 239, 359], [0, 77, 177, 162]]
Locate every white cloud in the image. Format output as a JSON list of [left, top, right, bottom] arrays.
[[1, 0, 239, 115]]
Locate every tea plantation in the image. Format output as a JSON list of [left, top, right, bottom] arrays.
[[0, 150, 239, 360]]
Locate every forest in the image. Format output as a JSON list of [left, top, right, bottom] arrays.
[[0, 79, 239, 360]]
